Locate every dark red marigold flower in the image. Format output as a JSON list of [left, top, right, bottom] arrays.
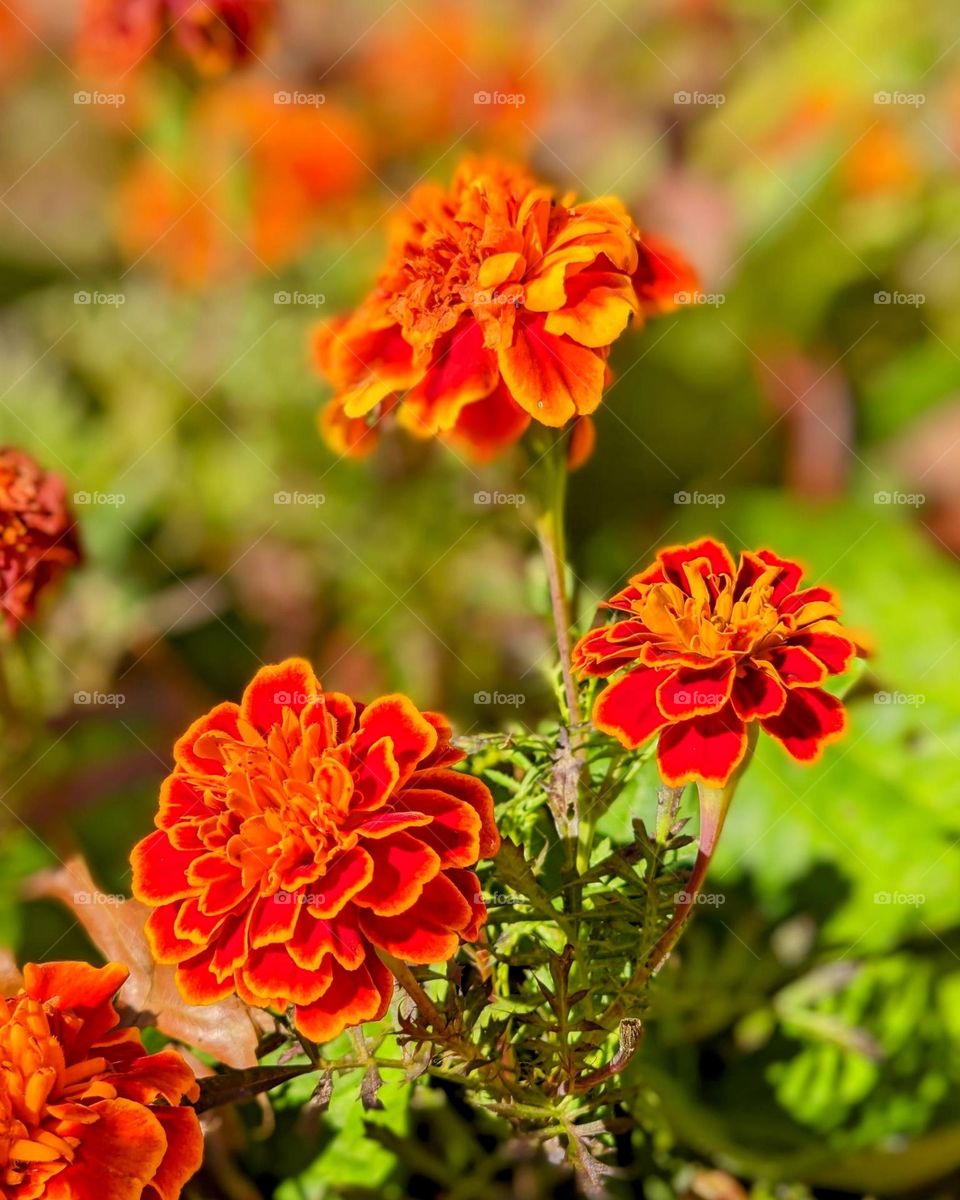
[[131, 659, 500, 1043], [313, 156, 697, 463], [573, 538, 862, 787], [0, 448, 81, 634], [0, 960, 202, 1200]]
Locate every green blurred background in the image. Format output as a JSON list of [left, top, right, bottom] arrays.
[[2, 0, 960, 1195]]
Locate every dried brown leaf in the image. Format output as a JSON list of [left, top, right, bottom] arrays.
[[26, 855, 271, 1068]]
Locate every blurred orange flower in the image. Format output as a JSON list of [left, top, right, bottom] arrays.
[[79, 0, 276, 77], [0, 448, 81, 635], [574, 538, 861, 787], [0, 960, 202, 1200], [313, 157, 697, 462], [117, 83, 369, 287], [355, 3, 541, 158], [131, 658, 500, 1043]]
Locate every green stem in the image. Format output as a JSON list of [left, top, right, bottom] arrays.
[[534, 443, 579, 730]]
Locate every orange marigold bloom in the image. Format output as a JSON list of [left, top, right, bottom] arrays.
[[1, 960, 202, 1200], [79, 0, 275, 77], [313, 158, 697, 462], [117, 83, 368, 288], [0, 448, 81, 634], [573, 538, 862, 787], [131, 659, 500, 1043]]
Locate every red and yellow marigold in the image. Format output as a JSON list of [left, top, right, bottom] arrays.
[[131, 659, 500, 1043], [573, 538, 862, 787], [0, 448, 81, 634], [0, 960, 202, 1200], [313, 157, 697, 462], [79, 0, 275, 77]]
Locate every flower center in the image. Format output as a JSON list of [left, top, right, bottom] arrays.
[[638, 574, 786, 660], [191, 707, 358, 896], [0, 996, 98, 1187]]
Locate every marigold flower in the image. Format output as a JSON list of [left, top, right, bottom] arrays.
[[313, 157, 697, 462], [79, 0, 275, 77], [131, 659, 500, 1043], [0, 448, 81, 634], [0, 960, 202, 1200], [117, 84, 368, 287], [573, 538, 861, 787]]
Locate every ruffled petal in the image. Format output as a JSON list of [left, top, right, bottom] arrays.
[[656, 705, 749, 787]]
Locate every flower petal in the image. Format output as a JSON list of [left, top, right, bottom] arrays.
[[498, 317, 606, 425], [761, 686, 847, 763], [294, 954, 393, 1044], [656, 659, 735, 718], [241, 658, 320, 732], [656, 706, 749, 787], [593, 669, 672, 748]]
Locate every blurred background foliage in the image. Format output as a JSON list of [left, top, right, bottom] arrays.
[[2, 0, 960, 1195]]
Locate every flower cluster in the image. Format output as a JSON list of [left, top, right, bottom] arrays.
[[79, 0, 275, 76], [0, 961, 201, 1200], [313, 157, 696, 461], [0, 448, 81, 634], [574, 538, 862, 787], [131, 658, 500, 1043]]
